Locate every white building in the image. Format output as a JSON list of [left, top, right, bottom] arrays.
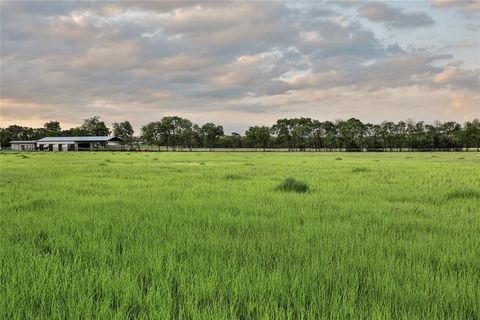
[[10, 141, 37, 151], [10, 136, 123, 151], [35, 136, 123, 151]]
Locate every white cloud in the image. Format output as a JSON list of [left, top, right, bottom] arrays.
[[0, 1, 478, 130]]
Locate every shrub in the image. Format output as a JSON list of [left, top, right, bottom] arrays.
[[446, 189, 480, 200], [225, 174, 242, 180], [276, 177, 309, 193], [352, 167, 370, 173]]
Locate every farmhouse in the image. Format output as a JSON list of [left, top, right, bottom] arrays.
[[35, 136, 123, 151], [9, 136, 123, 151], [10, 141, 37, 151]]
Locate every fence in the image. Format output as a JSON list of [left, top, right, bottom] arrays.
[[131, 147, 480, 152], [2, 146, 479, 152]]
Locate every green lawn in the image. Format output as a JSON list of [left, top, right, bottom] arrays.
[[1, 152, 479, 319]]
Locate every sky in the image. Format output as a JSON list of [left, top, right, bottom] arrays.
[[1, 0, 479, 133]]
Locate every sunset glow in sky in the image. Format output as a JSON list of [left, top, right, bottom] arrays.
[[1, 1, 479, 132]]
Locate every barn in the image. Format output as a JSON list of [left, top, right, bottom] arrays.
[[36, 136, 123, 151], [10, 141, 37, 151]]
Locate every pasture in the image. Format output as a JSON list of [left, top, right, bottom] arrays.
[[1, 152, 479, 319]]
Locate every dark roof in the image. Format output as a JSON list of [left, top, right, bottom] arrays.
[[37, 136, 123, 142], [10, 141, 37, 144]]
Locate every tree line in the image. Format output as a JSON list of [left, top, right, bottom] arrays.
[[1, 116, 479, 150]]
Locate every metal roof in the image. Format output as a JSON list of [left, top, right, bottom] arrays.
[[10, 141, 37, 144], [37, 136, 122, 142]]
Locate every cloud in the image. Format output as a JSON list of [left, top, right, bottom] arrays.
[[359, 2, 435, 28], [299, 19, 384, 58], [0, 1, 478, 131], [431, 0, 480, 17], [432, 66, 480, 90]]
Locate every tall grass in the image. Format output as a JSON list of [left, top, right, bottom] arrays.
[[0, 152, 479, 319]]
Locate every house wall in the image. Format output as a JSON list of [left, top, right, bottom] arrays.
[[38, 143, 72, 151], [11, 143, 36, 151], [37, 141, 107, 151]]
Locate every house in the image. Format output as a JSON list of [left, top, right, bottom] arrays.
[[35, 136, 123, 151], [10, 141, 37, 151]]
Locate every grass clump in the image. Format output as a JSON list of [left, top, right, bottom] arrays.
[[225, 174, 242, 180], [276, 177, 309, 193], [335, 157, 342, 160], [352, 167, 370, 173], [446, 189, 480, 200]]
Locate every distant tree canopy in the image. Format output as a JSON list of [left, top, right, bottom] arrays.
[[44, 121, 61, 133], [245, 126, 271, 150], [1, 116, 479, 149], [80, 116, 111, 136], [113, 121, 135, 148]]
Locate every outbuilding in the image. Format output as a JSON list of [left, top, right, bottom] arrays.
[[36, 136, 123, 151], [10, 141, 37, 151]]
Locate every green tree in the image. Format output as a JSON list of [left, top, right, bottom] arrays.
[[201, 123, 224, 148], [0, 125, 34, 147], [271, 119, 294, 150], [291, 118, 314, 150], [156, 116, 194, 150], [438, 121, 461, 148], [221, 133, 243, 149], [81, 116, 110, 136], [461, 119, 480, 149], [245, 126, 271, 150], [141, 121, 162, 150], [337, 118, 366, 150], [112, 121, 135, 149], [176, 118, 194, 150], [44, 121, 61, 134]]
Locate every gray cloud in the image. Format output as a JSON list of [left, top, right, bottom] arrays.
[[431, 0, 480, 18], [0, 1, 478, 130], [359, 2, 435, 28]]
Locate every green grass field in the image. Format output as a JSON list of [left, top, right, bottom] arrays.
[[1, 152, 479, 319]]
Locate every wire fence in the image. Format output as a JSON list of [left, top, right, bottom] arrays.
[[2, 146, 479, 152]]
